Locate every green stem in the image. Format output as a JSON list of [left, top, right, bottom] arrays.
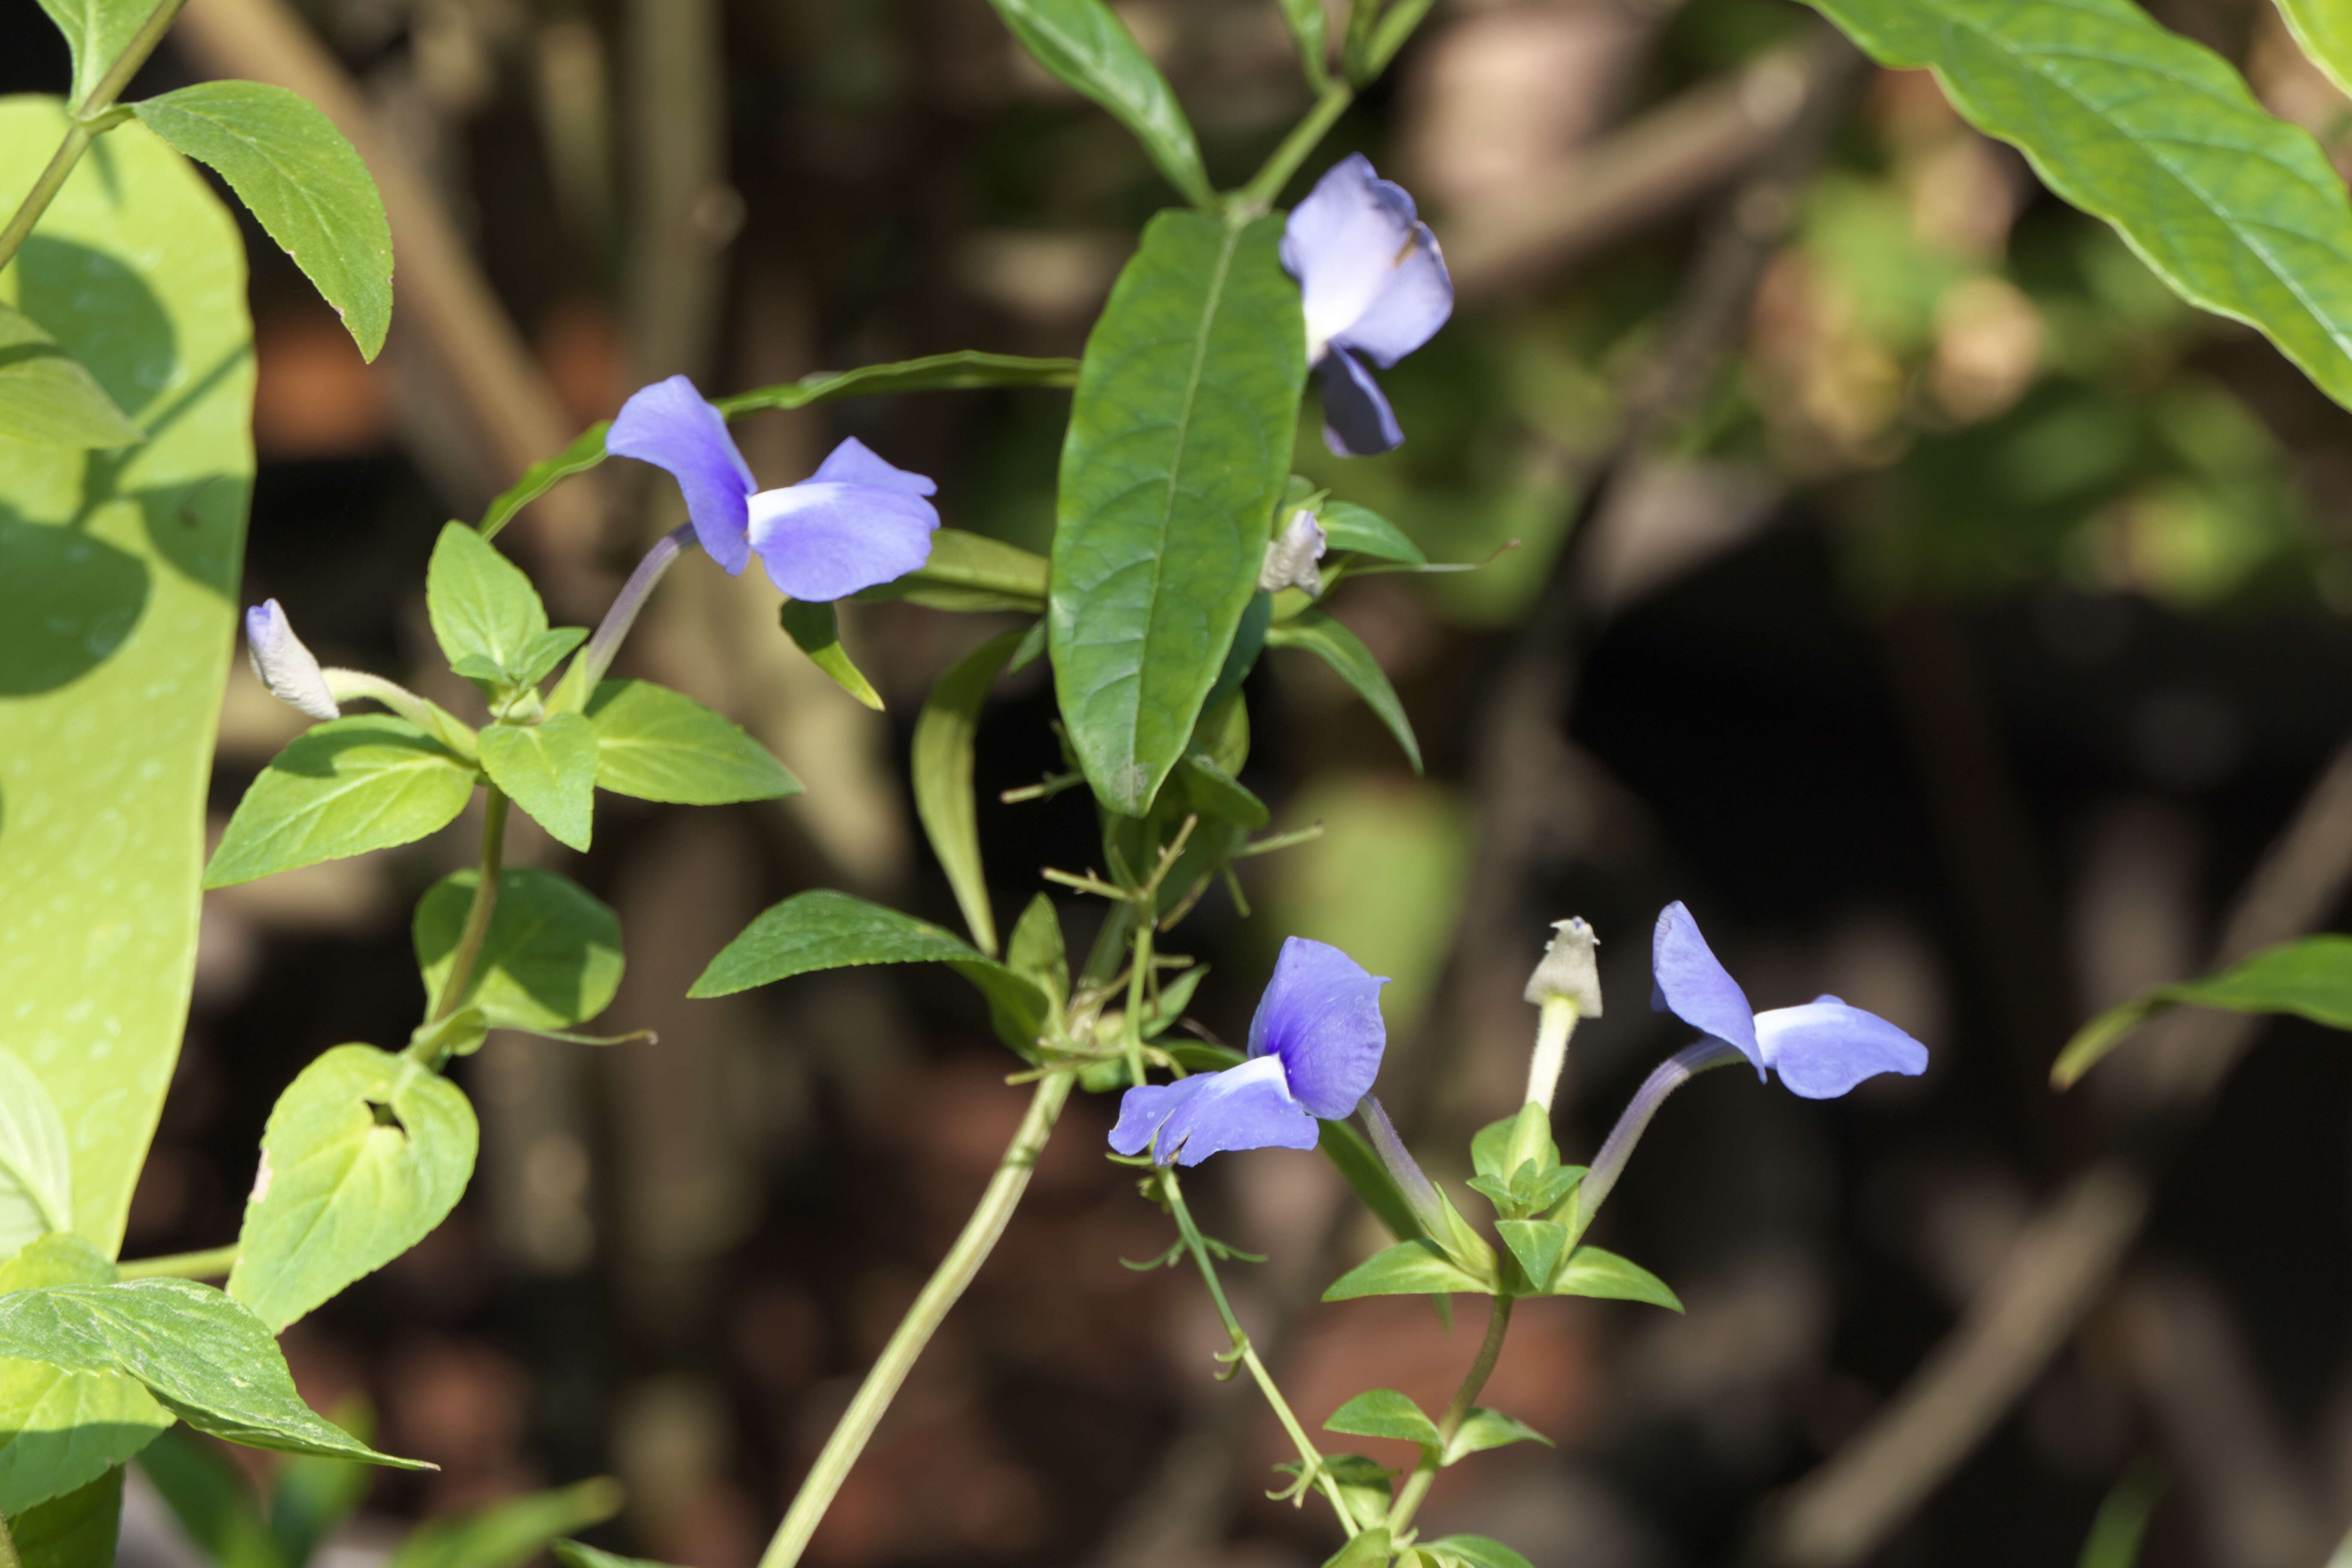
[[0, 0, 192, 274], [426, 788, 510, 1027], [1386, 1295, 1514, 1536], [1122, 916, 1152, 1092], [117, 1243, 239, 1280], [1160, 1170, 1362, 1536], [759, 1071, 1072, 1568], [1234, 83, 1354, 216]]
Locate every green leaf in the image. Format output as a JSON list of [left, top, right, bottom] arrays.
[[1323, 1389, 1441, 1450], [0, 1237, 169, 1517], [414, 869, 624, 1032], [848, 528, 1049, 614], [0, 1279, 429, 1467], [1316, 1118, 1426, 1243], [479, 715, 598, 851], [1442, 1409, 1552, 1466], [227, 1044, 478, 1333], [0, 303, 141, 448], [136, 1427, 282, 1568], [0, 1049, 73, 1253], [779, 600, 884, 710], [2277, 0, 2352, 98], [1551, 1245, 1681, 1311], [913, 630, 1027, 955], [508, 628, 588, 691], [1421, 1535, 1537, 1568], [2053, 933, 2352, 1087], [582, 680, 799, 805], [478, 423, 609, 541], [32, 0, 146, 107], [204, 718, 478, 889], [1801, 0, 2352, 412], [1494, 1219, 1567, 1295], [1318, 1528, 1393, 1568], [983, 0, 1215, 207], [1323, 1240, 1491, 1302], [9, 1466, 123, 1568], [386, 1479, 622, 1568], [1175, 748, 1268, 830], [1005, 893, 1069, 1010], [1287, 1454, 1395, 1532], [0, 99, 256, 1255], [426, 523, 549, 678], [129, 84, 392, 361], [1266, 607, 1422, 773], [552, 1542, 681, 1568], [1275, 0, 1331, 85], [1319, 501, 1424, 565], [1050, 211, 1307, 815]]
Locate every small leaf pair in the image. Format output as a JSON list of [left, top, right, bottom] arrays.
[[1324, 1387, 1551, 1467]]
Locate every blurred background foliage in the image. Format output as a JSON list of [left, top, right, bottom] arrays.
[[9, 0, 2352, 1563]]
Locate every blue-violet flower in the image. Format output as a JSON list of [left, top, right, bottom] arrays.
[[245, 599, 339, 721], [605, 375, 940, 600], [1280, 153, 1454, 457], [1651, 901, 1928, 1098], [1110, 936, 1388, 1165]]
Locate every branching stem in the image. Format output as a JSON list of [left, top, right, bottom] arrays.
[[1386, 1294, 1515, 1536], [116, 1243, 239, 1280], [425, 788, 510, 1029]]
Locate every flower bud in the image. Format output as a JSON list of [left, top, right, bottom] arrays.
[[1258, 509, 1327, 596], [245, 600, 340, 721], [1523, 917, 1602, 1014]]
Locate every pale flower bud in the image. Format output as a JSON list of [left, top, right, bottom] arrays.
[[1258, 509, 1327, 596], [1524, 917, 1602, 1013], [244, 600, 340, 721]]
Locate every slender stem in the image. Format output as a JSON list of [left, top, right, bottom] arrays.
[[1358, 1095, 1443, 1235], [551, 523, 695, 711], [0, 0, 192, 274], [322, 669, 479, 760], [1386, 1295, 1514, 1536], [426, 789, 510, 1026], [1160, 1170, 1361, 1535], [117, 1242, 239, 1280], [1235, 83, 1354, 216], [760, 1072, 1072, 1568], [1122, 916, 1152, 1092], [1571, 1038, 1747, 1234]]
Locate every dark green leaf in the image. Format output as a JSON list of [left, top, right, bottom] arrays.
[[1316, 1118, 1425, 1243], [2053, 934, 2352, 1087], [0, 1048, 73, 1255], [203, 718, 477, 889], [1319, 501, 1424, 565], [480, 714, 599, 851], [478, 423, 609, 542], [136, 1427, 281, 1568], [1802, 0, 2352, 411], [130, 84, 392, 361], [1266, 607, 1421, 773], [1495, 1219, 1567, 1295], [9, 1466, 122, 1568], [0, 303, 141, 448], [426, 524, 548, 679], [1050, 211, 1306, 815], [1176, 749, 1268, 829], [983, 0, 1215, 207], [914, 630, 1027, 955], [386, 1479, 622, 1568], [582, 680, 799, 805], [1323, 1389, 1440, 1449], [779, 601, 883, 711], [849, 529, 1048, 614], [33, 0, 146, 107], [1198, 592, 1271, 717], [414, 869, 624, 1032], [0, 1280, 429, 1466], [1323, 1240, 1491, 1302], [228, 1044, 478, 1332], [1421, 1534, 1536, 1568], [1442, 1409, 1552, 1466], [0, 1237, 168, 1517], [1005, 894, 1069, 1009], [1551, 1245, 1681, 1311]]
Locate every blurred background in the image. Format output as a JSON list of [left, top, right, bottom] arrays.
[[8, 0, 2352, 1562]]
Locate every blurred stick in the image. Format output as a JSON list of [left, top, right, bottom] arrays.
[[1760, 734, 2352, 1566], [173, 0, 600, 592]]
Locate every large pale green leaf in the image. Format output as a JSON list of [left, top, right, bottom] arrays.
[[1049, 211, 1306, 815], [31, 0, 146, 107], [387, 1480, 622, 1568], [426, 523, 549, 679], [690, 890, 1053, 1057], [0, 1279, 428, 1467], [983, 0, 1214, 207], [0, 1236, 169, 1518], [0, 1050, 72, 1256], [204, 717, 478, 889], [479, 714, 598, 851], [228, 1045, 478, 1333], [2053, 932, 2352, 1086], [0, 303, 140, 448], [1266, 607, 1422, 772], [130, 83, 392, 361], [913, 629, 1027, 955], [414, 869, 623, 1032], [0, 98, 256, 1256], [1802, 0, 2352, 410], [9, 1465, 123, 1568], [582, 680, 798, 805]]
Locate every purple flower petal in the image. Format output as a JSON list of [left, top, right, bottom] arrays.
[[1316, 348, 1404, 458], [607, 376, 757, 575], [1108, 1056, 1320, 1166], [1754, 996, 1929, 1099], [810, 436, 938, 498], [746, 481, 940, 601], [1283, 153, 1424, 363], [1246, 936, 1388, 1119], [1651, 902, 1763, 1072], [1333, 218, 1452, 369]]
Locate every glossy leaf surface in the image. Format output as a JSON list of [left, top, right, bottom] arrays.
[[0, 1237, 168, 1517]]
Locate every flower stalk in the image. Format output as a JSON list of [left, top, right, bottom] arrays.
[[1386, 1295, 1515, 1537], [1572, 1037, 1748, 1231]]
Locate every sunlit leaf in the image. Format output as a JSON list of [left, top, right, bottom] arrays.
[[204, 718, 478, 889], [0, 303, 140, 448]]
